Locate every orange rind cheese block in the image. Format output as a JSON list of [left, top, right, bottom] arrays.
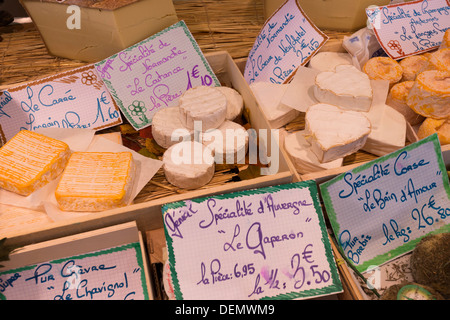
[[440, 29, 450, 49], [417, 117, 450, 145], [406, 70, 450, 119], [386, 81, 425, 125], [55, 152, 135, 212], [399, 55, 429, 81], [363, 57, 403, 86], [0, 130, 70, 196], [428, 48, 450, 73]]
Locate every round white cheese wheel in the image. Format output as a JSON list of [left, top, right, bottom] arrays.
[[386, 81, 425, 126], [178, 86, 227, 131], [163, 141, 215, 189], [363, 56, 403, 86], [399, 55, 429, 81], [308, 51, 353, 72], [216, 86, 244, 121], [152, 106, 194, 149], [406, 70, 450, 119], [200, 120, 249, 164]]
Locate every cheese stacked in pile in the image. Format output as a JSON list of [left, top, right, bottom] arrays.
[[0, 130, 70, 196], [151, 85, 248, 189]]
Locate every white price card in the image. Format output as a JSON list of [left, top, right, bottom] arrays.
[[0, 242, 149, 300], [244, 0, 328, 84], [0, 65, 122, 144], [366, 0, 450, 59], [162, 181, 342, 300], [320, 134, 450, 273], [95, 20, 220, 131]]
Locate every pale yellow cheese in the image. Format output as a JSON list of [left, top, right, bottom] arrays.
[[363, 57, 403, 87], [386, 81, 425, 125], [55, 152, 135, 212], [399, 55, 429, 81], [20, 0, 178, 62], [406, 70, 450, 119], [0, 130, 70, 196], [417, 118, 450, 145]]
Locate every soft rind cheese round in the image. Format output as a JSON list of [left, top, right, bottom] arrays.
[[305, 103, 371, 163], [428, 48, 450, 73], [163, 141, 215, 189], [406, 70, 450, 119], [152, 106, 194, 149], [284, 130, 343, 174], [200, 120, 249, 164], [55, 152, 135, 212], [363, 57, 403, 86], [399, 55, 429, 81], [215, 86, 244, 121], [386, 81, 425, 125], [178, 86, 227, 131], [308, 51, 353, 72], [0, 130, 71, 196], [313, 65, 373, 112], [417, 117, 450, 145]]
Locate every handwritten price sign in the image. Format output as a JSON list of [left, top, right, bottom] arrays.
[[0, 65, 122, 144], [366, 0, 450, 59], [320, 134, 450, 273], [162, 181, 342, 300], [244, 0, 328, 84], [0, 243, 149, 300], [95, 21, 220, 130]]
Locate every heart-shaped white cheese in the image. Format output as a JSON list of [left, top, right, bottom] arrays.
[[314, 65, 373, 112], [305, 103, 371, 163]]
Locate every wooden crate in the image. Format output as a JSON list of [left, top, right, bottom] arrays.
[[1, 51, 295, 249]]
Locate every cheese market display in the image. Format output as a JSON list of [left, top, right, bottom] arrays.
[[362, 56, 403, 86], [0, 130, 70, 196], [55, 152, 135, 212]]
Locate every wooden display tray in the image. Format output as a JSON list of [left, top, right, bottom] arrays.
[[2, 51, 295, 249], [0, 221, 154, 300]]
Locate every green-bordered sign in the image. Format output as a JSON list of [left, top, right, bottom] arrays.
[[162, 180, 342, 300], [95, 20, 220, 131], [320, 134, 450, 273], [0, 242, 149, 300]]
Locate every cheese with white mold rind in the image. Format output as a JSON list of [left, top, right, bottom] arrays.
[[55, 151, 135, 212], [215, 86, 244, 121], [308, 51, 353, 72], [250, 82, 300, 128], [200, 120, 249, 164], [20, 0, 179, 62], [0, 130, 71, 196], [305, 103, 371, 163], [386, 81, 425, 126], [313, 65, 373, 112], [284, 130, 343, 174], [179, 86, 227, 132], [361, 104, 407, 156], [406, 70, 450, 119], [152, 106, 194, 149], [163, 141, 215, 189]]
